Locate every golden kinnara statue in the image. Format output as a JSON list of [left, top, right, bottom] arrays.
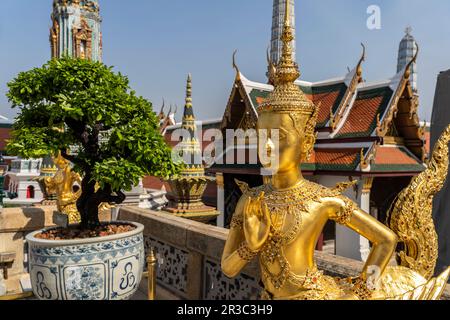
[[42, 151, 111, 224], [221, 0, 450, 300], [44, 151, 82, 224]]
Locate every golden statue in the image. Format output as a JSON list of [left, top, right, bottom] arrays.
[[44, 151, 82, 223], [222, 0, 450, 300]]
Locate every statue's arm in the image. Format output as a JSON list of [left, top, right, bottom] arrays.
[[221, 194, 255, 278], [327, 197, 398, 281]]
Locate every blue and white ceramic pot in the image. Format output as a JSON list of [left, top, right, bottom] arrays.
[[26, 221, 145, 300]]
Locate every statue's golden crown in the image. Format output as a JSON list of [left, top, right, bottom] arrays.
[[256, 85, 316, 115]]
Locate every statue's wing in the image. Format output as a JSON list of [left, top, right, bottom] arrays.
[[385, 267, 450, 300], [387, 125, 450, 280]]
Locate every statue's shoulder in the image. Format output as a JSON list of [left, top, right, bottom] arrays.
[[303, 179, 356, 199], [234, 179, 266, 197], [301, 180, 336, 196], [233, 181, 267, 216]]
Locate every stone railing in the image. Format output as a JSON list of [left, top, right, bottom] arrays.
[[118, 206, 450, 300], [0, 207, 56, 277], [118, 207, 261, 300]]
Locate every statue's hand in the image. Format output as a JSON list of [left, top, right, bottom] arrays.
[[243, 192, 271, 252]]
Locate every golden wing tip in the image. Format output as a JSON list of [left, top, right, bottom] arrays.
[[234, 179, 250, 193]]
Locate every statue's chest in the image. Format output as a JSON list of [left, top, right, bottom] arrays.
[[264, 189, 323, 235]]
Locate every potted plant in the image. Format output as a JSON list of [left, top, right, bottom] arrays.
[[6, 57, 180, 300]]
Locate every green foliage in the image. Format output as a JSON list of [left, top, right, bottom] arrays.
[[7, 56, 181, 193]]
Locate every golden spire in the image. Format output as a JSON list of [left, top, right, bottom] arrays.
[[276, 0, 300, 84], [258, 0, 315, 115], [183, 73, 195, 122], [185, 73, 193, 110]]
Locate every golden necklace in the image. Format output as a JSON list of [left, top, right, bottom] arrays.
[[257, 180, 337, 289]]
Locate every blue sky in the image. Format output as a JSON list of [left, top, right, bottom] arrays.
[[1, 0, 450, 122]]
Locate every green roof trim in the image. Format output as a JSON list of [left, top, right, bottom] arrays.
[[300, 163, 316, 171], [371, 164, 425, 172], [335, 86, 394, 139], [311, 82, 347, 95], [0, 123, 13, 129]]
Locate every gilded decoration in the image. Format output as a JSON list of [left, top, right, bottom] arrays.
[[73, 19, 93, 60], [50, 19, 60, 58], [43, 152, 82, 223], [164, 75, 219, 222]]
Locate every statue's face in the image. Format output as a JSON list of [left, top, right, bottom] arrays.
[[257, 112, 306, 174]]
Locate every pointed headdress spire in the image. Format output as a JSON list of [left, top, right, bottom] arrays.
[[258, 0, 316, 116]]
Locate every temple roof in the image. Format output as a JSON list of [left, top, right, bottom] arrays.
[[215, 48, 427, 176], [247, 78, 348, 128], [334, 85, 393, 138], [209, 142, 425, 175], [371, 145, 425, 172]]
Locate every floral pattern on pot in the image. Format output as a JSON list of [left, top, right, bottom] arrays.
[[64, 265, 106, 300], [27, 222, 145, 300]]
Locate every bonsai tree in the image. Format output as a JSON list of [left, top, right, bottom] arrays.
[[6, 57, 181, 230]]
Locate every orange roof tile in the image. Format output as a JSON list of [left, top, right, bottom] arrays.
[[337, 96, 384, 137], [336, 87, 393, 138], [302, 148, 361, 171], [313, 91, 342, 126], [374, 146, 419, 165], [315, 148, 360, 165], [371, 146, 424, 172]]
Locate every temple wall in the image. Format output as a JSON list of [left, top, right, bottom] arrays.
[[0, 206, 56, 278], [118, 207, 261, 300]]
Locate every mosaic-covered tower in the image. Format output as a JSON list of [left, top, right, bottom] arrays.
[[397, 27, 418, 93], [270, 0, 296, 64], [164, 75, 219, 223], [50, 0, 102, 61]]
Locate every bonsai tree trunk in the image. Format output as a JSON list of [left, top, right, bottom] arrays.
[[77, 171, 126, 230]]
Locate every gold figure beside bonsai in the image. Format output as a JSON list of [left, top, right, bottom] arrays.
[[44, 152, 82, 224], [221, 0, 450, 300]]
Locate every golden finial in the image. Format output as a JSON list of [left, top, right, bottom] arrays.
[[404, 43, 419, 80], [186, 74, 193, 109], [160, 99, 165, 114], [232, 50, 241, 81], [360, 148, 369, 170], [329, 106, 336, 130], [266, 46, 277, 85]]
